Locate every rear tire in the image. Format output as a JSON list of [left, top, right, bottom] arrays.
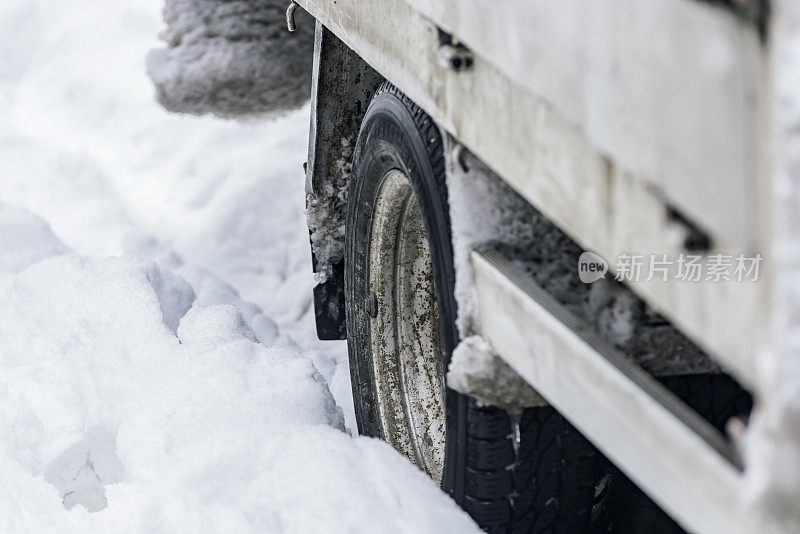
[[344, 82, 599, 532]]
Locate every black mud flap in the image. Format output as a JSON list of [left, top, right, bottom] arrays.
[[313, 258, 346, 340]]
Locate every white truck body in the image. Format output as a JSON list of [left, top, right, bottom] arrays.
[[297, 0, 797, 532]]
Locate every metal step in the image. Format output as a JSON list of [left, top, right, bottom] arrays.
[[471, 247, 756, 534]]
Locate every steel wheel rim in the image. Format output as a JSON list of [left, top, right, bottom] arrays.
[[367, 168, 447, 484]]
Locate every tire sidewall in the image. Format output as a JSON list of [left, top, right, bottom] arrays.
[[344, 88, 466, 500]]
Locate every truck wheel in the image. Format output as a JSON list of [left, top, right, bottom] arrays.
[[345, 82, 598, 532]]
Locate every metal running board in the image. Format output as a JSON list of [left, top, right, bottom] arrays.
[[471, 248, 757, 534]]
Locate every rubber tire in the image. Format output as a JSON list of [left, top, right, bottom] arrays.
[[344, 81, 598, 533]]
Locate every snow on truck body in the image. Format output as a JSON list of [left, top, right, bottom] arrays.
[[296, 0, 800, 532]]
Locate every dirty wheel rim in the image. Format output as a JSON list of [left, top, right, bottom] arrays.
[[367, 168, 447, 484]]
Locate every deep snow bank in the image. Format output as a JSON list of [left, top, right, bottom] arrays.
[[0, 206, 478, 533], [0, 0, 343, 418], [0, 1, 480, 531]]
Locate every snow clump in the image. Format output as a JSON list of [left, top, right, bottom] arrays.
[[448, 336, 546, 412], [147, 0, 316, 117]]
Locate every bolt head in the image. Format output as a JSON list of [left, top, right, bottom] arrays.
[[367, 292, 378, 318]]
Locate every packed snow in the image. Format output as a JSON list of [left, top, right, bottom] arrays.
[[445, 144, 718, 378], [0, 0, 479, 532], [305, 136, 354, 282], [447, 336, 545, 412]]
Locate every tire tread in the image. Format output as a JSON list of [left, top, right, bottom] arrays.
[[355, 82, 598, 533]]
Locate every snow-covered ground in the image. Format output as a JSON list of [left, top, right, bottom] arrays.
[[0, 0, 479, 531]]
